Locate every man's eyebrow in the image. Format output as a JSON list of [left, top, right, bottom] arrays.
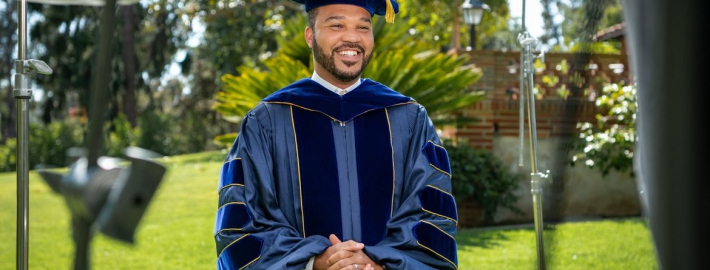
[[324, 15, 345, 22], [323, 15, 372, 24]]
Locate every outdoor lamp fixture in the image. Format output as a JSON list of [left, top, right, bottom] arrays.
[[462, 0, 489, 50]]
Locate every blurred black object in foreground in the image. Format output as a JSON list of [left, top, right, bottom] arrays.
[[38, 147, 166, 270], [622, 0, 709, 269], [25, 0, 167, 268]]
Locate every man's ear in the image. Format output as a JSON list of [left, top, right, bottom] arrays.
[[305, 26, 313, 49]]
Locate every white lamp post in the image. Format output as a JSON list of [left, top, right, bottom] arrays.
[[462, 0, 489, 50]]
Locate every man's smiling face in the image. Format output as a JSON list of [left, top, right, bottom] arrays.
[[306, 4, 374, 87]]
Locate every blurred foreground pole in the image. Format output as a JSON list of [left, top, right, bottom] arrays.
[[517, 32, 549, 270], [622, 0, 708, 269], [15, 1, 29, 269], [14, 0, 53, 268]]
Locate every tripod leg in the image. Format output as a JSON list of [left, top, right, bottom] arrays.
[[71, 217, 93, 270]]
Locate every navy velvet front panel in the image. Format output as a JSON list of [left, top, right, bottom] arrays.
[[354, 109, 394, 246], [292, 107, 343, 239], [214, 203, 252, 234], [412, 221, 458, 269], [217, 234, 264, 269], [419, 185, 458, 223]]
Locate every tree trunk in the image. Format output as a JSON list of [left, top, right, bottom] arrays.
[[1, 0, 17, 141], [449, 0, 461, 52], [3, 87, 16, 141], [121, 5, 138, 127]]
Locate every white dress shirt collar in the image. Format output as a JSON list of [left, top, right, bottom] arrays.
[[311, 70, 362, 95]]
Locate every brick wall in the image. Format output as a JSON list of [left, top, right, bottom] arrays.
[[447, 50, 631, 150], [444, 50, 640, 224]]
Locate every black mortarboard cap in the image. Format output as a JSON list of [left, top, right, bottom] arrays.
[[292, 0, 399, 23]]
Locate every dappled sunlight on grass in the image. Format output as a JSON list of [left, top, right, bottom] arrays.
[[456, 218, 657, 269], [159, 150, 226, 165], [457, 227, 538, 269]]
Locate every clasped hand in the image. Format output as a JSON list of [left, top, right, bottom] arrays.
[[314, 234, 382, 270]]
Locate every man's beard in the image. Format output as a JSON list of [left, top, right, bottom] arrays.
[[312, 36, 371, 82]]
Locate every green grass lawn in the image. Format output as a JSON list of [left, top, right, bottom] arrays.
[[0, 151, 658, 269]]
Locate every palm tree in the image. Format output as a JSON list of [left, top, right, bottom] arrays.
[[212, 15, 484, 145]]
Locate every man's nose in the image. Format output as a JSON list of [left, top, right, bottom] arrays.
[[341, 27, 362, 43]]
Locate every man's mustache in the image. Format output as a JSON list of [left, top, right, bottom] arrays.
[[333, 43, 366, 54]]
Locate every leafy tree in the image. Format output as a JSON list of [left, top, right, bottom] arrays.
[[26, 1, 190, 126], [190, 0, 300, 77], [403, 0, 513, 51], [570, 83, 637, 176], [471, 0, 517, 51], [213, 14, 484, 145], [181, 0, 302, 107], [539, 0, 562, 47], [168, 0, 304, 147], [553, 0, 624, 53], [28, 4, 101, 123], [0, 0, 18, 141]]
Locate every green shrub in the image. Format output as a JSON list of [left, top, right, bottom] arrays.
[[0, 138, 17, 172], [136, 110, 176, 156], [104, 113, 137, 158], [136, 110, 221, 156], [28, 119, 85, 168], [0, 115, 139, 172], [0, 119, 85, 171], [179, 110, 222, 154], [0, 110, 220, 172], [571, 83, 637, 176], [445, 140, 524, 223]]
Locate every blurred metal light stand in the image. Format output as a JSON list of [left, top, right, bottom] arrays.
[[12, 0, 166, 269], [14, 0, 54, 268], [518, 31, 551, 270], [36, 0, 168, 268]]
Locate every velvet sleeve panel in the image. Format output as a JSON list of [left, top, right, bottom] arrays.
[[215, 103, 330, 270], [362, 104, 459, 270]]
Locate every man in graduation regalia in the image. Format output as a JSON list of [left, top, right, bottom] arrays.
[[214, 0, 459, 269]]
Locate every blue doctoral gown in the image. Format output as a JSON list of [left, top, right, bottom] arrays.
[[214, 78, 459, 270]]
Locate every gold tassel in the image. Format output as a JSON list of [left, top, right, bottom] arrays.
[[385, 0, 395, 23]]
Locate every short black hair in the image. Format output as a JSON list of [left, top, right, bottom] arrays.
[[308, 8, 319, 29]]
